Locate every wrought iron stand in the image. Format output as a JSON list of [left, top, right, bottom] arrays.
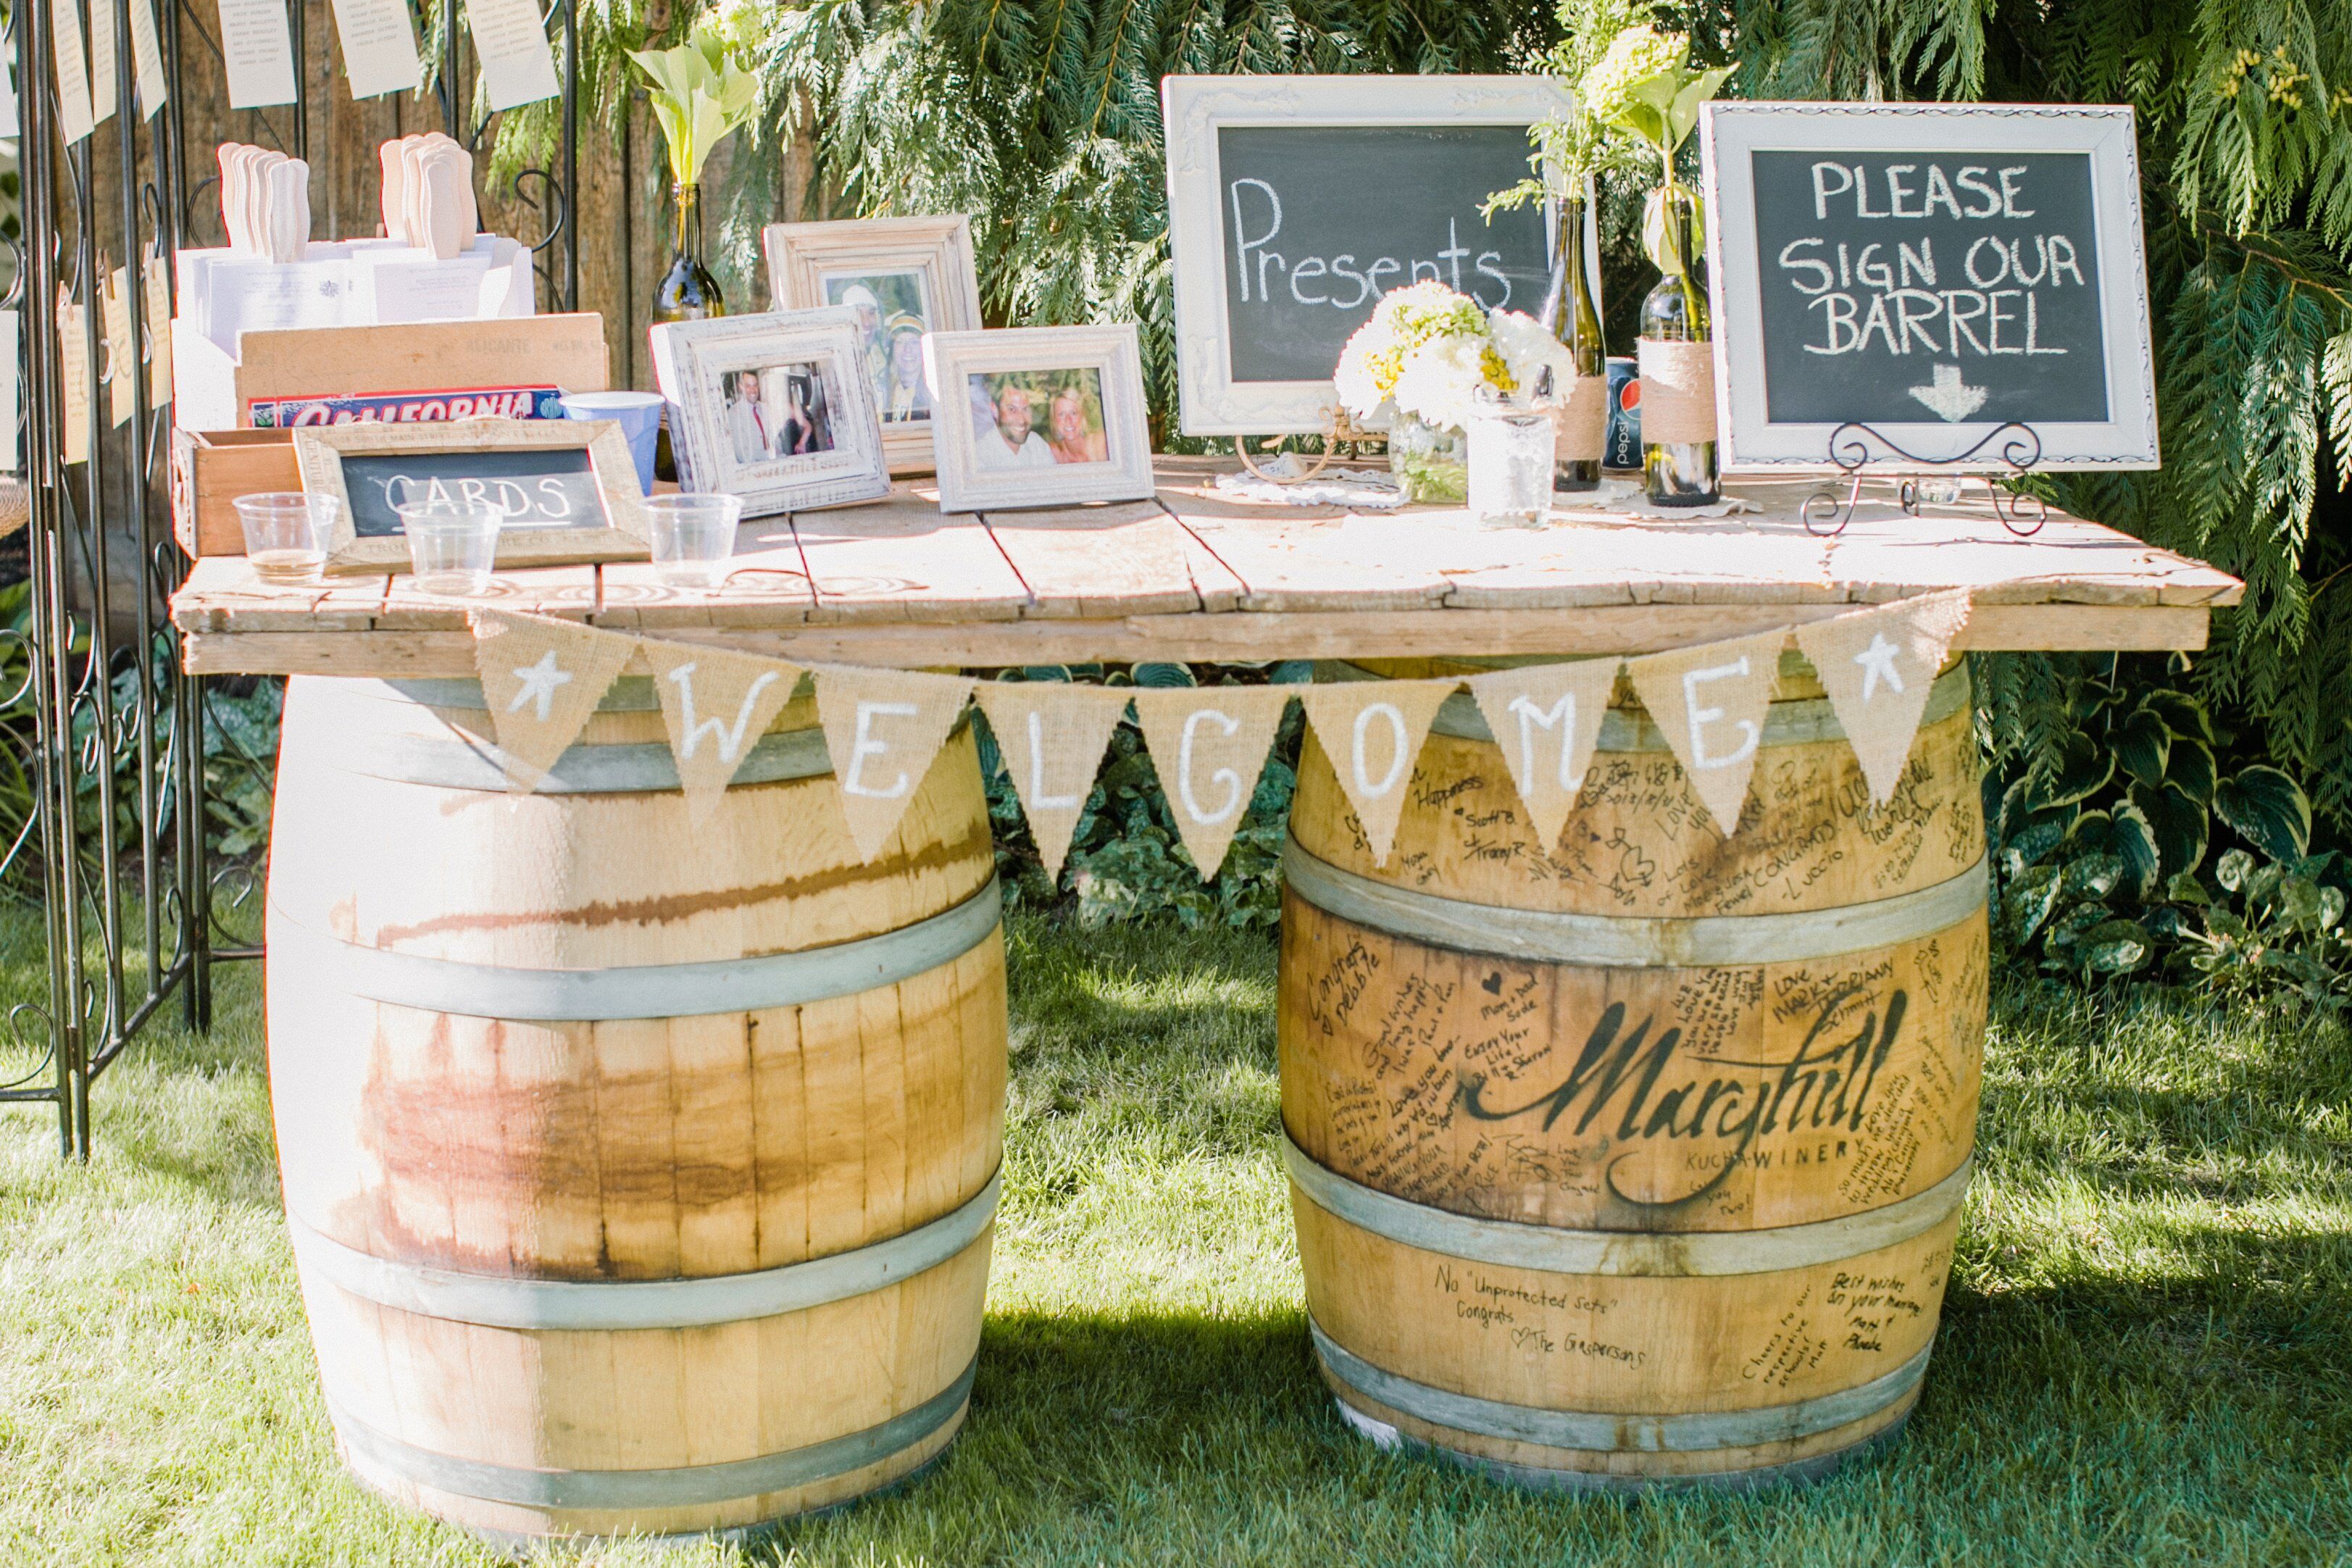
[[1800, 420, 2051, 538], [5, 1, 582, 1156]]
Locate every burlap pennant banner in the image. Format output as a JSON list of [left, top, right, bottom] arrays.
[[1794, 590, 1974, 806], [973, 682, 1132, 881], [470, 609, 641, 793], [1297, 678, 1458, 867], [1626, 627, 1786, 836], [1133, 686, 1293, 880], [1467, 659, 1622, 850], [812, 665, 975, 861], [640, 639, 804, 821]]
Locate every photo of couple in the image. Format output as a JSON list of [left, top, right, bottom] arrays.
[[967, 369, 1110, 472], [722, 364, 834, 466], [827, 272, 933, 425]]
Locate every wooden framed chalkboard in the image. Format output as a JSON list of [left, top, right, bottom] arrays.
[[1700, 102, 2159, 470], [1163, 75, 1572, 437], [293, 418, 651, 575]]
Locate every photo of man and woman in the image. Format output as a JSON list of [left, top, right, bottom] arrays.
[[967, 368, 1109, 471], [825, 271, 933, 424], [722, 364, 835, 466]]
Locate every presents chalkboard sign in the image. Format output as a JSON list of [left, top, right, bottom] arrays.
[[1164, 75, 1571, 436], [292, 418, 651, 575], [1701, 103, 2159, 470]]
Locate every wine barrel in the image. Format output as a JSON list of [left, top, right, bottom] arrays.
[[1280, 654, 1985, 1490], [264, 674, 1006, 1541]]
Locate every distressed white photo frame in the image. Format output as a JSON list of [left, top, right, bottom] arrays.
[[1701, 101, 2159, 470], [1162, 74, 1572, 437], [648, 309, 893, 519], [762, 215, 985, 475], [922, 325, 1154, 512]]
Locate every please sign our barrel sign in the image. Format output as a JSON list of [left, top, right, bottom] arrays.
[[1701, 104, 2159, 469]]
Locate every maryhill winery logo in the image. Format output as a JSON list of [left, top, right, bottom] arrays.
[[1457, 983, 1908, 1211]]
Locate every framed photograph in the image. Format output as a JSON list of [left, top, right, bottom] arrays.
[[1161, 75, 1571, 437], [291, 417, 650, 575], [922, 325, 1154, 512], [763, 215, 985, 475], [1700, 101, 2159, 470], [648, 309, 894, 518]]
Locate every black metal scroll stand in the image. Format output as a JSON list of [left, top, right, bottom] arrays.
[[1801, 421, 2050, 538]]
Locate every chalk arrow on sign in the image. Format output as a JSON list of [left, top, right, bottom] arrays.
[[1908, 363, 1989, 423]]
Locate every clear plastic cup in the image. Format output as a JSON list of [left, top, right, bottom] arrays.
[[643, 493, 744, 589], [393, 498, 504, 595], [232, 491, 342, 583]]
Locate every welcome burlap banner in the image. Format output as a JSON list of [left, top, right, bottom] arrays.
[[464, 591, 1973, 873]]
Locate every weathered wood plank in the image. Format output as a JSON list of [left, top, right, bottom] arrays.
[[790, 491, 1030, 624], [596, 517, 819, 628], [980, 500, 1199, 618], [179, 600, 2215, 677]]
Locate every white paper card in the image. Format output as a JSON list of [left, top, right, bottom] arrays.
[[88, 0, 119, 125], [0, 57, 19, 138], [144, 257, 173, 407], [103, 266, 137, 426], [51, 0, 96, 144], [129, 0, 169, 117], [464, 0, 561, 110], [218, 0, 299, 108], [58, 294, 92, 466], [330, 0, 424, 100], [0, 312, 20, 475]]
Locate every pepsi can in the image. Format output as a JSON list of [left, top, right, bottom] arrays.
[[1603, 355, 1641, 471]]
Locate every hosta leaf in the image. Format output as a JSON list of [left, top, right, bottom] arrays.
[[2165, 738, 2218, 804], [2113, 706, 2171, 789], [2108, 799, 2161, 901], [2215, 765, 2311, 864], [2138, 690, 2216, 744], [1132, 662, 1197, 688], [2025, 733, 2114, 811], [2130, 779, 2209, 880]]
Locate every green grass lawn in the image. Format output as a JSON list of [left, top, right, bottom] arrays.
[[2, 911, 2349, 1567]]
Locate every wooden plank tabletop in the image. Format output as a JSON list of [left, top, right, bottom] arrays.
[[172, 458, 2243, 677]]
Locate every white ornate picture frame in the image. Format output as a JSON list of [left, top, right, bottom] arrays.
[[1162, 74, 1572, 437], [647, 309, 893, 519], [762, 215, 985, 476], [922, 325, 1154, 512], [1701, 101, 2159, 470]]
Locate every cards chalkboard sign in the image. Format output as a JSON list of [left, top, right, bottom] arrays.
[[1701, 103, 2159, 470], [293, 417, 651, 575], [1164, 75, 1571, 436]]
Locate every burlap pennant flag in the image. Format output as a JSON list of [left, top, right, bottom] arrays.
[[812, 665, 974, 861], [972, 682, 1131, 881], [1626, 628, 1786, 835], [1132, 685, 1293, 880], [1794, 590, 1974, 806], [1467, 659, 1621, 849], [1296, 679, 1459, 866], [471, 609, 640, 793], [640, 639, 804, 821]]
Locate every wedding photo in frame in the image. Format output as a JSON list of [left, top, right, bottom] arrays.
[[763, 215, 986, 475], [292, 418, 651, 575], [922, 325, 1156, 513], [649, 309, 894, 518]]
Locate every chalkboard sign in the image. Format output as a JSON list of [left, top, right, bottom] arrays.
[[1164, 75, 1572, 435], [342, 448, 603, 538], [1701, 103, 2159, 470], [291, 418, 652, 575]]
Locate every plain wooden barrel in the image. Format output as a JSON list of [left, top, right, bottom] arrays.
[[1280, 652, 1985, 1491], [264, 673, 1007, 1542]]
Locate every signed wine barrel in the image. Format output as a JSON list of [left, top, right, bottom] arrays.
[[264, 675, 1006, 1542], [1280, 654, 1985, 1490]]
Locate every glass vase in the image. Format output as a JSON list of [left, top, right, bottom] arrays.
[[1538, 192, 1606, 493], [654, 182, 725, 325], [1387, 413, 1469, 504], [1637, 184, 1720, 508]]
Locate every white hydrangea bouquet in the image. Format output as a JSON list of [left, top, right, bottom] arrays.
[[1334, 282, 1579, 501]]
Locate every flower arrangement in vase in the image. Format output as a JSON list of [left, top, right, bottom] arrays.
[[1578, 20, 1732, 505], [1334, 283, 1577, 503], [632, 7, 765, 325]]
